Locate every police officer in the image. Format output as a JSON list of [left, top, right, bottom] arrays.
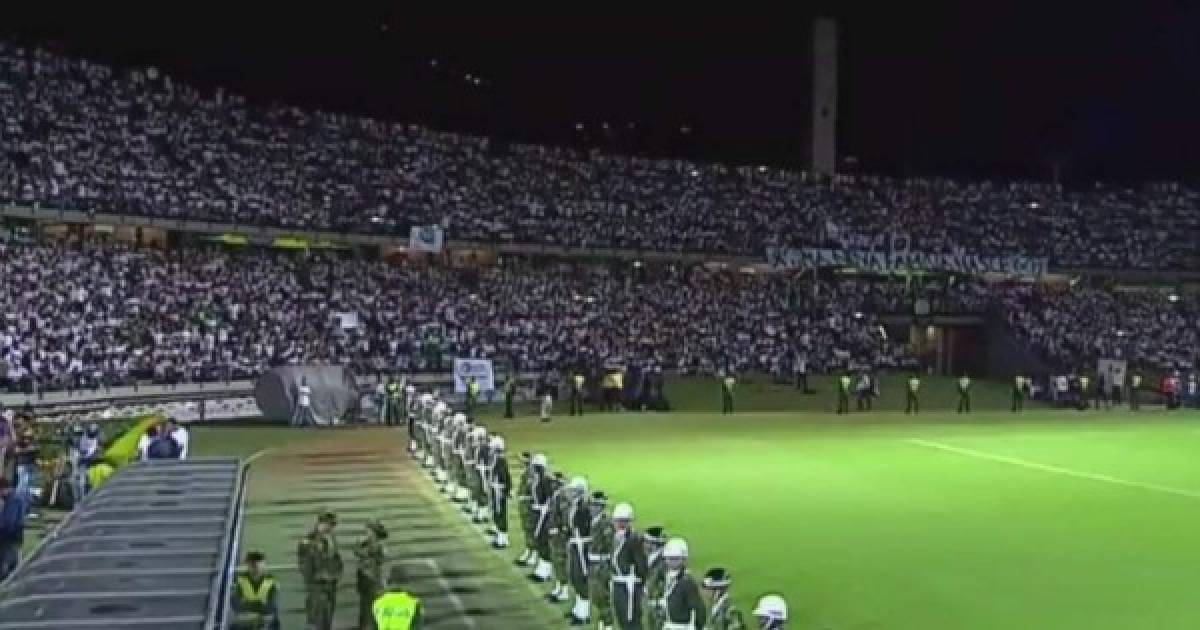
[[356, 520, 388, 630], [565, 476, 593, 624], [514, 452, 539, 567], [488, 436, 512, 549], [837, 371, 852, 414], [643, 525, 668, 629], [609, 502, 648, 630], [905, 373, 921, 414], [230, 551, 280, 630], [957, 373, 971, 414], [703, 567, 747, 630], [504, 375, 517, 419], [588, 491, 615, 630], [570, 371, 587, 416], [1012, 374, 1025, 413], [372, 569, 423, 630], [721, 372, 736, 414], [752, 594, 788, 629], [297, 510, 343, 630], [660, 538, 707, 630], [466, 376, 481, 416], [1130, 370, 1143, 410]]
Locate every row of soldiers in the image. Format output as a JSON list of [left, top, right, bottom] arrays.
[[407, 388, 789, 629]]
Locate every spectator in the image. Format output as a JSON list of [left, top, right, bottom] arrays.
[[0, 477, 29, 580]]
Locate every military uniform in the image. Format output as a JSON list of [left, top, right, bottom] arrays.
[[546, 474, 571, 601], [610, 527, 648, 629], [662, 569, 707, 630], [298, 513, 343, 630], [643, 528, 668, 630], [566, 490, 593, 621], [531, 465, 557, 581], [588, 494, 614, 628], [704, 571, 747, 630], [230, 552, 280, 630], [466, 378, 481, 416], [514, 453, 537, 565], [471, 435, 492, 521], [489, 443, 512, 548], [355, 522, 387, 630]]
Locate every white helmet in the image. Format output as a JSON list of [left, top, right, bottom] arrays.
[[472, 426, 487, 439], [662, 537, 689, 559], [568, 476, 588, 493], [612, 502, 634, 521], [420, 393, 433, 405], [434, 401, 449, 415], [752, 594, 788, 622], [531, 453, 548, 468], [489, 436, 506, 451], [452, 412, 467, 424]]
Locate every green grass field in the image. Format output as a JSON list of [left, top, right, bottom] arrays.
[[187, 377, 1200, 629]]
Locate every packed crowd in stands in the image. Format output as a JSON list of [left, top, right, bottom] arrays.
[[1002, 285, 1200, 371], [3, 44, 1200, 268], [0, 240, 945, 393]]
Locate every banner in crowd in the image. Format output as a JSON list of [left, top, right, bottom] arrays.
[[452, 358, 495, 393], [1097, 358, 1127, 390], [409, 225, 445, 253], [766, 246, 1049, 276]]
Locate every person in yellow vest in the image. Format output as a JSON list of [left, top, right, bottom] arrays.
[[837, 372, 852, 414], [1130, 371, 1143, 410], [956, 373, 971, 414], [721, 372, 736, 414], [905, 373, 921, 414], [465, 376, 481, 416], [1077, 374, 1091, 411], [231, 551, 281, 630], [372, 571, 423, 630], [570, 372, 586, 416], [1011, 374, 1025, 413]]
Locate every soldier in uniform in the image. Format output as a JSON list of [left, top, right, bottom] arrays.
[[702, 567, 747, 630], [355, 520, 388, 630], [660, 538, 707, 630], [609, 502, 648, 630], [752, 594, 788, 629], [643, 526, 668, 629], [514, 452, 538, 566], [489, 436, 512, 548], [297, 510, 343, 630], [565, 476, 593, 624], [545, 473, 572, 604], [587, 492, 614, 630], [469, 426, 491, 522], [530, 454, 557, 583], [230, 551, 281, 630]]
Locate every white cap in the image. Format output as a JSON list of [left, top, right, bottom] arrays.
[[612, 502, 634, 521], [662, 537, 689, 559], [489, 436, 506, 450], [568, 476, 588, 492], [752, 594, 788, 621], [531, 453, 548, 468]]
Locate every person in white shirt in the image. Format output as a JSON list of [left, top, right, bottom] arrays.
[[166, 419, 189, 459]]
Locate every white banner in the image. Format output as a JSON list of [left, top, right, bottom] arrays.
[[409, 225, 445, 253], [1097, 358, 1127, 391], [767, 246, 1049, 276], [453, 358, 495, 393]]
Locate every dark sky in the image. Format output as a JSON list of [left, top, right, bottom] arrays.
[[4, 3, 1199, 180]]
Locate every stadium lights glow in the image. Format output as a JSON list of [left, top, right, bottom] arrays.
[[370, 216, 382, 223], [633, 260, 643, 268], [758, 165, 768, 173], [853, 311, 864, 320], [690, 169, 700, 177], [1028, 201, 1040, 209], [575, 123, 584, 131], [1168, 293, 1180, 303], [1116, 330, 1127, 337], [586, 296, 597, 304]]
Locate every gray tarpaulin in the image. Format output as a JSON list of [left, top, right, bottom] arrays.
[[254, 365, 359, 425]]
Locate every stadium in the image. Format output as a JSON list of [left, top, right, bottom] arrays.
[[2, 7, 1200, 630]]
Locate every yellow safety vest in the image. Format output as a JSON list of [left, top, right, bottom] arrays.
[[1132, 375, 1142, 387], [1014, 376, 1024, 389], [723, 377, 736, 392], [574, 375, 585, 390], [839, 376, 851, 392], [468, 382, 480, 397], [958, 377, 971, 390], [613, 372, 624, 389], [235, 574, 276, 616], [373, 591, 419, 630], [908, 378, 921, 393], [1079, 377, 1090, 391]]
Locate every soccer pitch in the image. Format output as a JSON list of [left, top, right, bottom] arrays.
[[489, 408, 1200, 630]]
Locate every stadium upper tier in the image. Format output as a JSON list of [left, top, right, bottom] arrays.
[[1, 44, 1199, 269]]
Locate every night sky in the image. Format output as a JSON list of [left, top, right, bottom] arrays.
[[4, 3, 1199, 181]]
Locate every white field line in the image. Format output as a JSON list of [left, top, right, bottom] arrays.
[[904, 438, 1200, 501]]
